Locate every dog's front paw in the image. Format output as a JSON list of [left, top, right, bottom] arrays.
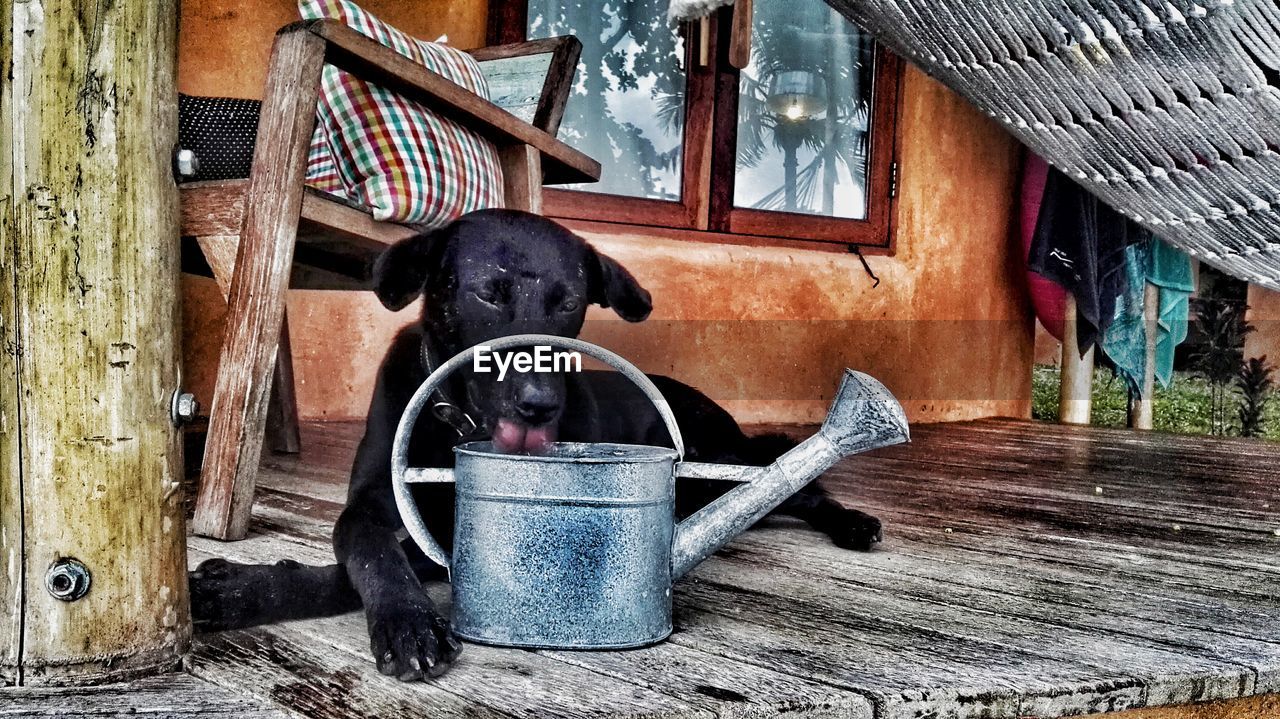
[[367, 596, 463, 681], [825, 508, 883, 551]]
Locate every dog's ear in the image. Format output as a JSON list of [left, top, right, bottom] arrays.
[[372, 229, 446, 311], [588, 249, 653, 322]]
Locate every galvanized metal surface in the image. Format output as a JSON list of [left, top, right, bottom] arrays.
[[391, 335, 909, 649], [451, 442, 678, 648]]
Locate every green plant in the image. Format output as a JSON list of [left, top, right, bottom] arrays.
[[1237, 356, 1274, 438], [1031, 364, 1280, 440], [1189, 298, 1254, 435]]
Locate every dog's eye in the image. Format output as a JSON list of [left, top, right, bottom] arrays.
[[560, 298, 581, 313], [473, 290, 500, 306]]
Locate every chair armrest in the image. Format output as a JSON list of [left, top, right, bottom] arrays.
[[292, 20, 599, 186]]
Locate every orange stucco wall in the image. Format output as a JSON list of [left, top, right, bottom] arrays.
[[178, 1, 1033, 424], [1246, 285, 1280, 364]]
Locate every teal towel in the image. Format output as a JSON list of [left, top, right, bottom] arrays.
[[1100, 239, 1195, 395], [1101, 243, 1149, 395], [1150, 239, 1195, 387]]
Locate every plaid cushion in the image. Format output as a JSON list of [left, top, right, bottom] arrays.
[[300, 0, 504, 224]]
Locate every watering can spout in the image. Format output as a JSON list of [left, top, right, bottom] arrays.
[[670, 369, 909, 580]]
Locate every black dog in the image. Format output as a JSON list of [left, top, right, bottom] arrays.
[[190, 209, 882, 680]]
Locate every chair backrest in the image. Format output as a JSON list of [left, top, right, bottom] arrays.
[[469, 36, 581, 137]]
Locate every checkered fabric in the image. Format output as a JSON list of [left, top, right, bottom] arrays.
[[300, 0, 504, 225]]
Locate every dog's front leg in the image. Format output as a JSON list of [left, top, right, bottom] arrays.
[[334, 488, 462, 681]]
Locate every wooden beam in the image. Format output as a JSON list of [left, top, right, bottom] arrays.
[[1059, 295, 1095, 425], [181, 181, 418, 275], [191, 30, 327, 540], [499, 144, 544, 213], [265, 314, 302, 456], [0, 0, 188, 684]]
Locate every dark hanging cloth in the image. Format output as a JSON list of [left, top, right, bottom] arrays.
[[1027, 168, 1150, 355]]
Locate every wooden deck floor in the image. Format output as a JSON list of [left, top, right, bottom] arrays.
[[6, 419, 1280, 718]]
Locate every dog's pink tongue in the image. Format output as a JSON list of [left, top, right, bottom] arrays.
[[493, 420, 526, 453], [493, 421, 555, 455], [522, 426, 555, 454]]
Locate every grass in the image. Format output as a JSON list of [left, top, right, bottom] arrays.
[[1031, 365, 1280, 441]]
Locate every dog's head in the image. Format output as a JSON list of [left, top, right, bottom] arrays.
[[373, 209, 652, 453]]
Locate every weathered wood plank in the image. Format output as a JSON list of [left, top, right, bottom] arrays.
[[290, 610, 709, 719], [537, 642, 875, 718], [263, 313, 302, 455], [182, 181, 417, 285], [476, 51, 553, 126], [713, 531, 1280, 695], [191, 29, 327, 541], [682, 555, 1257, 705], [669, 583, 1146, 718], [736, 525, 1280, 660], [0, 0, 24, 682], [195, 236, 302, 458], [827, 454, 1280, 575], [0, 674, 285, 718], [470, 36, 580, 136], [174, 419, 1280, 719], [1, 0, 189, 685], [190, 626, 497, 719]]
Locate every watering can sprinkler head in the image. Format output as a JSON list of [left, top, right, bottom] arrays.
[[820, 369, 911, 457]]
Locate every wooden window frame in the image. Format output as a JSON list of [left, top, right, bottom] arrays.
[[490, 2, 903, 254]]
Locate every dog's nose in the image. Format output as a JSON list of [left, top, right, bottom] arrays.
[[514, 384, 559, 425]]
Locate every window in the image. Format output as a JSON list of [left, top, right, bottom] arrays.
[[491, 0, 902, 251]]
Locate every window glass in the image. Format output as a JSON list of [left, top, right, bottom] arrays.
[[733, 3, 875, 219], [528, 1, 686, 200]]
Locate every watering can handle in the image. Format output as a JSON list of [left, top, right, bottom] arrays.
[[391, 334, 686, 570]]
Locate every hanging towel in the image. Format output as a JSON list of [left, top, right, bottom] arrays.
[[1101, 242, 1153, 394], [1028, 168, 1148, 355], [1150, 239, 1195, 387], [1100, 239, 1195, 395]]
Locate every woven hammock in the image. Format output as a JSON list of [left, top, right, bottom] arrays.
[[824, 0, 1280, 291]]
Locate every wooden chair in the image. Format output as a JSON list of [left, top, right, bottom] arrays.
[[181, 20, 598, 540]]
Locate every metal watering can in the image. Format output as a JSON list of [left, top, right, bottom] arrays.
[[392, 334, 909, 649]]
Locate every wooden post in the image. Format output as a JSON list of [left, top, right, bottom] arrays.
[[0, 0, 188, 685], [1132, 282, 1160, 430], [1059, 295, 1095, 425], [194, 235, 302, 454]]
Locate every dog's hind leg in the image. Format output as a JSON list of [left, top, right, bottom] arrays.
[[190, 559, 361, 632]]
